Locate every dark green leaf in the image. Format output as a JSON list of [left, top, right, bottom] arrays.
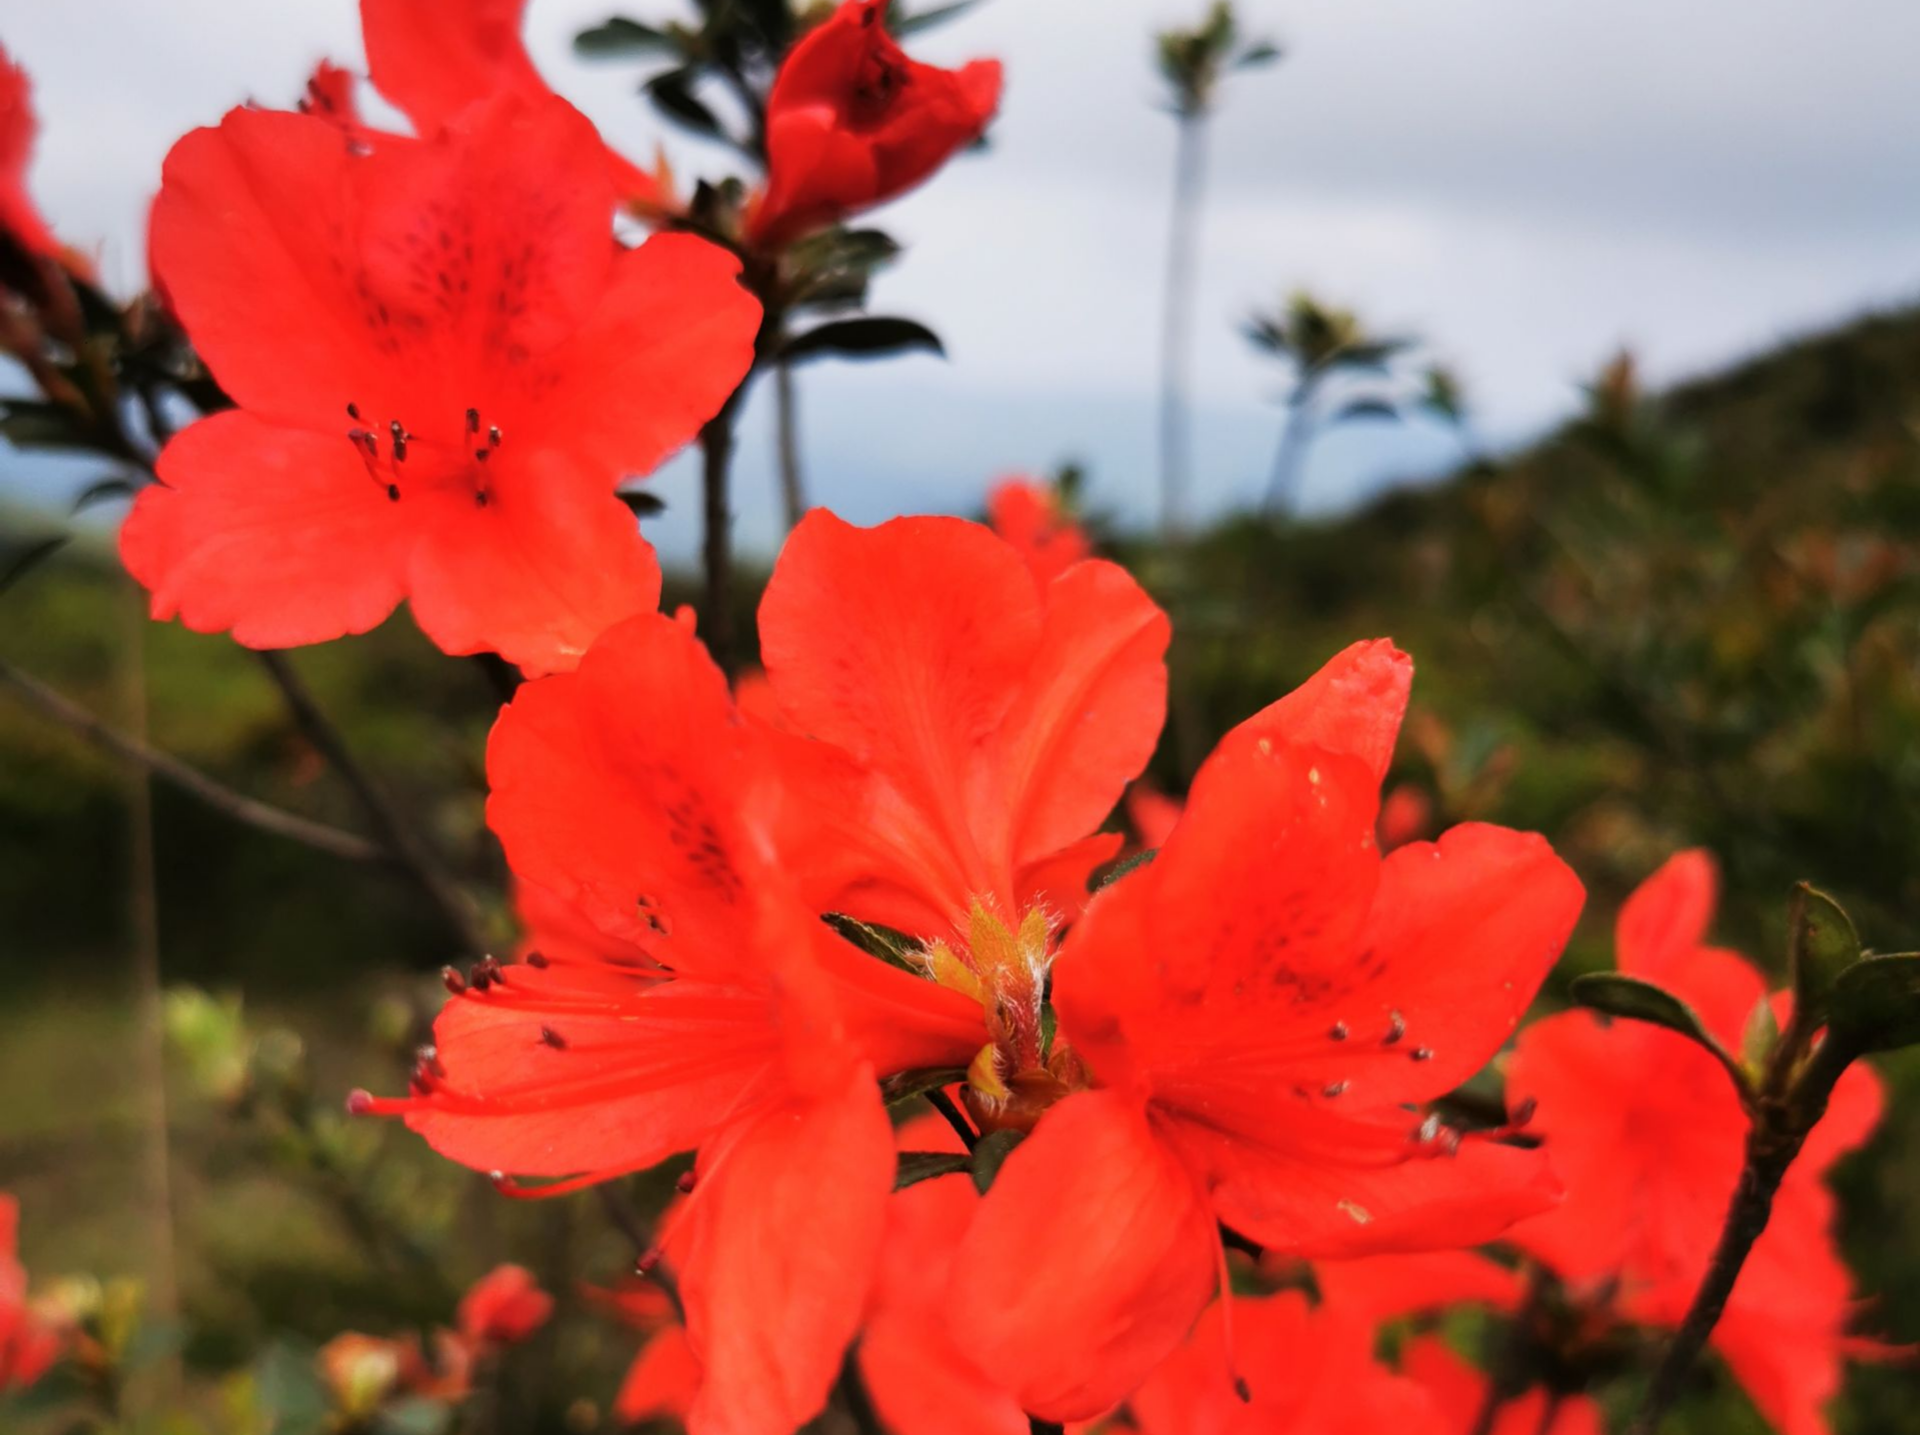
[[1827, 953, 1920, 1055], [72, 476, 139, 513], [895, 0, 985, 36], [0, 535, 66, 597], [0, 399, 95, 452], [1094, 847, 1157, 891], [575, 16, 677, 57], [1331, 397, 1403, 425], [879, 1065, 967, 1105], [1039, 1003, 1057, 1061], [1570, 973, 1752, 1098], [617, 488, 667, 518], [781, 317, 945, 364], [1789, 884, 1860, 1016], [894, 1150, 971, 1190], [645, 68, 726, 141], [824, 913, 924, 975], [1235, 40, 1284, 67], [969, 1127, 1025, 1194]]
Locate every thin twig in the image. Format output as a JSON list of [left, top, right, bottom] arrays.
[[0, 658, 384, 863], [256, 649, 486, 957], [1628, 1040, 1852, 1434], [699, 395, 742, 676], [774, 356, 805, 530], [925, 1088, 979, 1152]]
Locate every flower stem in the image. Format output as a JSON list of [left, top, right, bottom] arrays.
[[925, 1087, 979, 1151], [257, 649, 486, 957], [1628, 1040, 1850, 1433], [700, 395, 741, 676], [0, 657, 384, 864]]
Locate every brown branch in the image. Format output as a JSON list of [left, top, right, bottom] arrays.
[[699, 393, 742, 676], [256, 649, 486, 957], [0, 658, 384, 863]]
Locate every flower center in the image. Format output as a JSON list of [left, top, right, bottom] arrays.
[[344, 399, 504, 507], [923, 902, 1086, 1134]]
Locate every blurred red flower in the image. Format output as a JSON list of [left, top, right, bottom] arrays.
[[0, 1195, 61, 1395], [0, 45, 89, 281], [987, 476, 1091, 588], [748, 0, 1001, 248], [123, 93, 756, 673], [1507, 850, 1886, 1435], [457, 1263, 553, 1348], [360, 0, 673, 212]]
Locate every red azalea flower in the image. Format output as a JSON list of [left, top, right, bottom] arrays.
[[1125, 779, 1183, 851], [358, 606, 984, 1434], [0, 1196, 60, 1395], [945, 638, 1584, 1420], [1506, 850, 1886, 1435], [1128, 1291, 1442, 1435], [987, 476, 1091, 588], [457, 1263, 553, 1348], [361, 0, 673, 212], [1310, 1248, 1523, 1327], [1400, 1337, 1604, 1435], [0, 45, 87, 279], [747, 0, 1002, 248], [594, 1280, 700, 1428], [123, 93, 756, 673]]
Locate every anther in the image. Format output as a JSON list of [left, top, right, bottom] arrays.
[[416, 1045, 446, 1078], [488, 425, 502, 448], [1322, 1080, 1348, 1098], [346, 402, 361, 420], [1410, 1046, 1434, 1062], [466, 407, 479, 433], [474, 449, 490, 462], [1233, 1376, 1252, 1403], [525, 950, 550, 969], [387, 484, 400, 502], [675, 1170, 697, 1194], [540, 1026, 567, 1049], [345, 1088, 373, 1115], [474, 490, 489, 507], [441, 965, 468, 994], [1416, 1112, 1444, 1143], [635, 1244, 663, 1275], [1384, 1010, 1406, 1045], [1329, 1021, 1349, 1041]]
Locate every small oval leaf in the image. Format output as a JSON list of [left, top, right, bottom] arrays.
[[1827, 953, 1920, 1055], [1790, 884, 1860, 1017], [1570, 972, 1753, 1101], [781, 317, 945, 364], [894, 1150, 971, 1191], [969, 1127, 1025, 1195]]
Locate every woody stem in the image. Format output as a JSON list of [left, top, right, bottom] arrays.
[[0, 657, 384, 864], [700, 393, 741, 676], [256, 649, 486, 959], [1627, 1040, 1849, 1434]]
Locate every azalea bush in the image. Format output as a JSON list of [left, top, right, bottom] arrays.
[[1, 4, 1917, 1435]]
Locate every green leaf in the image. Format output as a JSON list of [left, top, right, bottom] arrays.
[[1827, 953, 1920, 1055], [1788, 884, 1860, 1017], [1235, 40, 1284, 67], [879, 1065, 967, 1105], [1331, 397, 1403, 425], [616, 488, 667, 518], [824, 913, 924, 975], [72, 476, 139, 512], [781, 317, 945, 364], [895, 0, 985, 36], [0, 398, 95, 451], [1570, 973, 1752, 1098], [894, 1150, 971, 1190], [1094, 847, 1157, 891], [969, 1128, 1025, 1194], [574, 16, 677, 56], [0, 535, 66, 598], [644, 68, 726, 141], [1741, 996, 1779, 1072]]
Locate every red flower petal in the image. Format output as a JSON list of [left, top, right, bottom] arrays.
[[123, 412, 410, 647], [761, 512, 1164, 932], [486, 612, 757, 971], [949, 1091, 1218, 1421], [673, 1066, 894, 1435], [1243, 639, 1413, 785], [615, 1323, 702, 1426], [1175, 1107, 1562, 1259], [361, 0, 545, 138], [1615, 848, 1718, 984], [405, 457, 661, 674], [0, 47, 62, 262], [457, 1264, 553, 1346]]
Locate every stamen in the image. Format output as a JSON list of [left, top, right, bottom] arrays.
[[1322, 1080, 1348, 1098], [1328, 1021, 1348, 1041], [1210, 1223, 1251, 1404], [525, 950, 550, 969], [540, 1026, 568, 1049], [466, 407, 479, 434], [1410, 1046, 1434, 1062], [442, 965, 468, 994], [1384, 1010, 1406, 1045], [346, 402, 361, 420], [488, 425, 502, 448]]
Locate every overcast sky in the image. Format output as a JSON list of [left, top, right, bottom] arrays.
[[6, 0, 1919, 560]]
